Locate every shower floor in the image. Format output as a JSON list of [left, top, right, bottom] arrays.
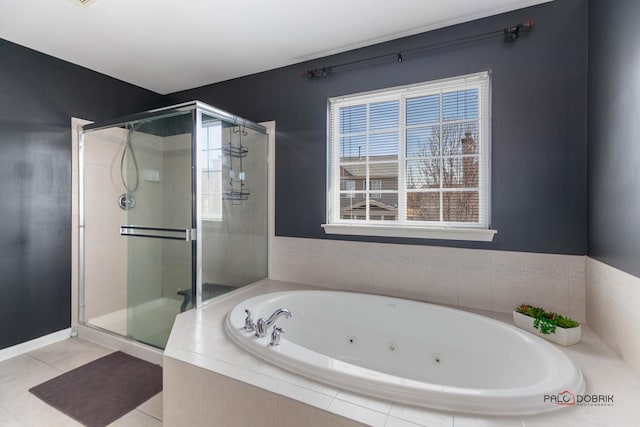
[[87, 297, 182, 349]]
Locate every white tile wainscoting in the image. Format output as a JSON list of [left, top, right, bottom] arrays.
[[587, 257, 640, 374], [270, 236, 586, 323], [270, 236, 640, 377]]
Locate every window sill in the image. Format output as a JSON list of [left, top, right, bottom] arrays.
[[321, 223, 497, 242]]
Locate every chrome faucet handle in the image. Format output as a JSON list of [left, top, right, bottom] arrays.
[[244, 309, 255, 331], [270, 325, 285, 346], [255, 317, 268, 337]]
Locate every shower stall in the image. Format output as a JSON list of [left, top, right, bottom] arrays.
[[78, 101, 268, 349]]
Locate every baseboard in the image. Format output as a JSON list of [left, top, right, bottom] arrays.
[[0, 328, 72, 363], [76, 324, 163, 366]]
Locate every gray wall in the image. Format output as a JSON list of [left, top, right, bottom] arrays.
[[0, 38, 164, 350], [587, 0, 640, 278], [169, 0, 588, 255]]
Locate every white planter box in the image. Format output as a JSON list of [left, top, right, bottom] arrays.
[[512, 311, 581, 346]]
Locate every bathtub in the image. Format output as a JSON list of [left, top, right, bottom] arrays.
[[225, 290, 585, 415]]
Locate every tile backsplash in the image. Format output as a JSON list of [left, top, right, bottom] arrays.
[[270, 236, 586, 322]]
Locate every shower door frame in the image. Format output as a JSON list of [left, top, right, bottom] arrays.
[[77, 100, 268, 345]]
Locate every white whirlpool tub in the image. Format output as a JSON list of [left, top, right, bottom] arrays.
[[225, 290, 585, 415]]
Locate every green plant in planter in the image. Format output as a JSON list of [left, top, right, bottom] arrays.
[[533, 314, 558, 334], [516, 304, 579, 335], [557, 316, 580, 329]]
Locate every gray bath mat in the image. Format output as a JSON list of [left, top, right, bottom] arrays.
[[29, 351, 162, 427]]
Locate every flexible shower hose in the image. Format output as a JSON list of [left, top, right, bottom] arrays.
[[120, 124, 140, 193]]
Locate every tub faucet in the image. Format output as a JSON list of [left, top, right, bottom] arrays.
[[255, 308, 292, 337]]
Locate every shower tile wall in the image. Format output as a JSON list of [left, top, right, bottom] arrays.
[[270, 237, 586, 322], [79, 127, 172, 326], [125, 132, 165, 308], [81, 127, 128, 323]]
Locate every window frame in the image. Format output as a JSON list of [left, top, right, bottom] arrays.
[[323, 71, 496, 242], [364, 179, 382, 198], [341, 179, 356, 198]]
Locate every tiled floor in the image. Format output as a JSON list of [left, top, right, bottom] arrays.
[[0, 338, 163, 427]]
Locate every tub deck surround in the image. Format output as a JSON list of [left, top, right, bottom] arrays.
[[163, 280, 640, 427], [226, 291, 584, 415]]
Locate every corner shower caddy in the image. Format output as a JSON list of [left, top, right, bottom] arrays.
[[223, 125, 251, 204]]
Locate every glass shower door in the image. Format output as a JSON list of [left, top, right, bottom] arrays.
[[81, 111, 195, 349], [198, 114, 269, 304], [118, 113, 194, 349]]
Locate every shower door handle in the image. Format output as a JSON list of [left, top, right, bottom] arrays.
[[120, 226, 197, 241]]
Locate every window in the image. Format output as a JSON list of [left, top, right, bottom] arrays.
[[323, 71, 496, 241], [202, 121, 223, 221]]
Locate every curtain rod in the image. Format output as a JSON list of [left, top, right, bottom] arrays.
[[301, 20, 534, 80]]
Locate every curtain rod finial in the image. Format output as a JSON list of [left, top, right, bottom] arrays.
[[522, 19, 535, 30]]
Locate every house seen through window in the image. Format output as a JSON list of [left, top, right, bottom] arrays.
[[325, 72, 493, 240]]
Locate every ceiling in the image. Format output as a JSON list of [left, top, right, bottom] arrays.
[[0, 0, 551, 95]]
